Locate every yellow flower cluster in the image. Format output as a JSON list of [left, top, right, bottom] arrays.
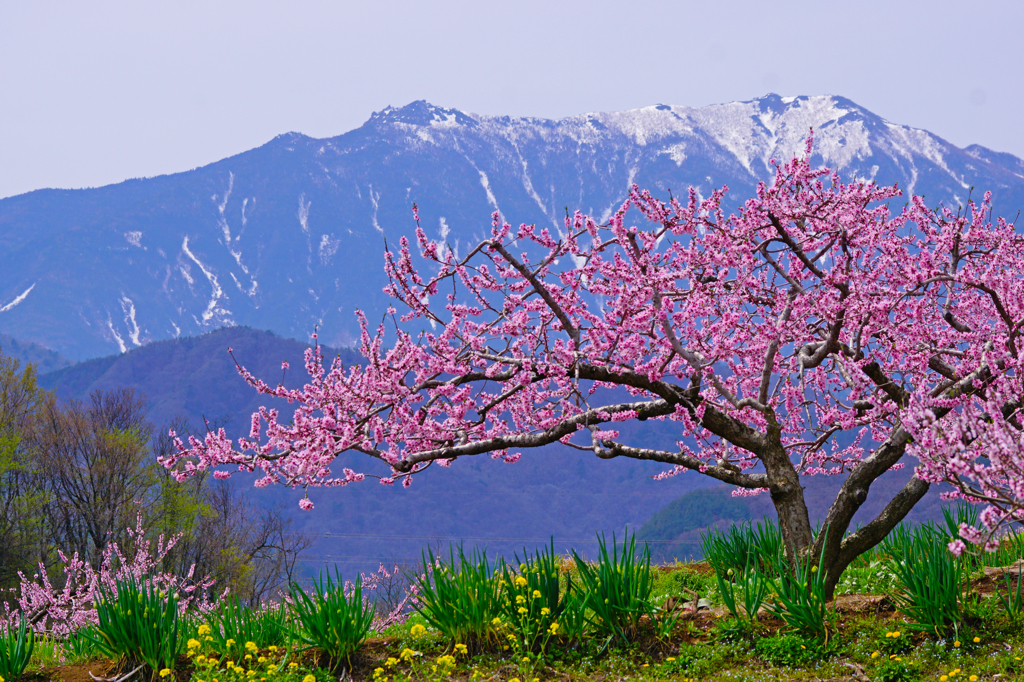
[[185, 633, 309, 682]]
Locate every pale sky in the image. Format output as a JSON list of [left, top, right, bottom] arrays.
[[2, 0, 1022, 200]]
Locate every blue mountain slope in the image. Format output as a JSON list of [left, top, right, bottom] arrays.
[[2, 95, 1022, 360]]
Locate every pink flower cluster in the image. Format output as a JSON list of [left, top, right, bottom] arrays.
[[161, 137, 1023, 549], [4, 514, 218, 636]]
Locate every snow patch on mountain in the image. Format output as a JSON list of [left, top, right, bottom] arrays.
[[368, 185, 383, 234], [0, 283, 35, 313], [181, 236, 231, 324], [119, 294, 142, 347], [319, 233, 341, 265], [478, 170, 499, 213], [106, 313, 127, 353]]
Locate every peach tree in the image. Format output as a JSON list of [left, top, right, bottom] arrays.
[[163, 139, 1024, 598]]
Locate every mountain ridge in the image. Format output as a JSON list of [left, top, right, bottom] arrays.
[[3, 94, 1023, 360]]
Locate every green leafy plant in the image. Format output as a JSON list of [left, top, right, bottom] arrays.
[[883, 523, 966, 636], [997, 562, 1024, 617], [713, 553, 767, 626], [187, 638, 328, 682], [0, 616, 34, 681], [700, 519, 783, 579], [571, 531, 654, 643], [289, 570, 374, 670], [872, 655, 921, 682], [205, 596, 289, 660], [764, 534, 836, 643], [86, 575, 180, 680], [658, 643, 725, 678], [412, 545, 502, 652], [499, 539, 581, 654], [65, 625, 99, 662], [754, 632, 821, 666], [712, 615, 758, 643]]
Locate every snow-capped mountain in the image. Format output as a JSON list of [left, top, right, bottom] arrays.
[[2, 94, 1023, 360]]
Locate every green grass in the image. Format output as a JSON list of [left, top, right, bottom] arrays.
[[17, 515, 1024, 682]]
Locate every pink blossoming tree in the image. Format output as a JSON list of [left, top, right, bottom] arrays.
[[163, 139, 1024, 598], [7, 514, 217, 637]]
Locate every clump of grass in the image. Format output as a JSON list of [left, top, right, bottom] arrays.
[[571, 532, 654, 644], [289, 569, 375, 671], [86, 575, 179, 680], [0, 616, 34, 681], [412, 545, 503, 653]]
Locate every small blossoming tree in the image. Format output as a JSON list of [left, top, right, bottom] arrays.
[[6, 514, 217, 636], [163, 139, 1023, 598]]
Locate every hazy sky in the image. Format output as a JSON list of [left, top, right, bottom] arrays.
[[2, 0, 1022, 200]]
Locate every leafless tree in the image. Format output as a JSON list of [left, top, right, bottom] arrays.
[[30, 388, 154, 568]]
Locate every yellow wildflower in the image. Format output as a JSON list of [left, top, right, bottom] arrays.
[[226, 639, 235, 648], [289, 662, 299, 669], [303, 676, 316, 682], [257, 657, 266, 664], [514, 576, 528, 587], [491, 617, 502, 626], [454, 643, 468, 655], [540, 607, 550, 616], [410, 624, 426, 637], [973, 636, 981, 643], [518, 606, 528, 614], [268, 646, 278, 653], [159, 670, 173, 678], [532, 590, 541, 599], [187, 638, 201, 650], [399, 648, 420, 662], [385, 657, 399, 668], [197, 624, 212, 636], [871, 651, 879, 659], [954, 640, 961, 648]]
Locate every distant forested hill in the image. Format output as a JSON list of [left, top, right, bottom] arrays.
[[0, 332, 73, 374], [38, 326, 359, 432], [638, 471, 951, 563]]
